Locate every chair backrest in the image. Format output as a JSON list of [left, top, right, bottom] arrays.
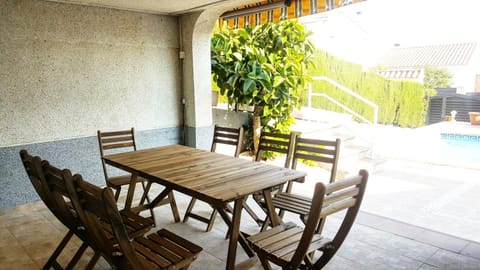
[[255, 131, 296, 168], [97, 128, 136, 180], [41, 160, 85, 232], [210, 125, 244, 157], [292, 136, 341, 183], [19, 150, 52, 210], [20, 150, 79, 230], [65, 172, 144, 268], [290, 169, 368, 269]]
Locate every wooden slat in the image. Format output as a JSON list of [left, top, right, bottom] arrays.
[[325, 177, 361, 193], [103, 145, 306, 203], [213, 133, 239, 140], [214, 126, 240, 133], [132, 240, 172, 267], [157, 228, 203, 254], [294, 153, 334, 164], [259, 144, 289, 154], [296, 137, 338, 147], [213, 138, 239, 146], [102, 142, 135, 150], [100, 129, 133, 137], [320, 198, 357, 218], [263, 230, 303, 253], [101, 135, 133, 144], [248, 222, 297, 243], [323, 187, 359, 206]]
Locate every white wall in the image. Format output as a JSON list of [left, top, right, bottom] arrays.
[[0, 0, 182, 147]]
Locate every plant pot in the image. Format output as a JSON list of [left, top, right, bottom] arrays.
[[212, 90, 218, 107], [469, 112, 480, 125]]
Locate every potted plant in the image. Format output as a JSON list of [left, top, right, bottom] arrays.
[[469, 112, 480, 125], [211, 20, 314, 154]]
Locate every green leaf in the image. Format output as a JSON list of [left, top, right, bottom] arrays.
[[232, 52, 243, 61], [243, 79, 255, 94], [273, 76, 285, 87]]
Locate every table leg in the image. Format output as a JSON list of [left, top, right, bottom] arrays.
[[214, 198, 251, 270], [124, 174, 138, 210], [217, 206, 254, 259]]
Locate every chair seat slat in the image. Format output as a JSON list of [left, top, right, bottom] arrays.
[[256, 227, 303, 249], [132, 240, 173, 268], [247, 222, 297, 243]]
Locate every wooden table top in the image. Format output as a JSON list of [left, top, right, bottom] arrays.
[[103, 144, 306, 207]]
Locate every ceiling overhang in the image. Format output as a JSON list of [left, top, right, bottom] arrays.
[[45, 0, 363, 27], [45, 0, 259, 15]]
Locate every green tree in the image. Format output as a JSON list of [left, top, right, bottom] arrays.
[[211, 20, 314, 154], [424, 66, 452, 89]]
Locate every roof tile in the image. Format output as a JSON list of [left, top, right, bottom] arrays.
[[378, 42, 478, 67]]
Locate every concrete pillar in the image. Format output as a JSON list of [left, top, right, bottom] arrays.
[[179, 11, 220, 150], [179, 1, 255, 149]]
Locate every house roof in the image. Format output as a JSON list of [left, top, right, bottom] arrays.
[[378, 42, 478, 68], [377, 69, 423, 80]]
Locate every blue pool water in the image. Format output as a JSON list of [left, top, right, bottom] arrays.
[[436, 133, 480, 166]]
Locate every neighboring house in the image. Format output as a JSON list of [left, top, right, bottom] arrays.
[[376, 43, 480, 93]]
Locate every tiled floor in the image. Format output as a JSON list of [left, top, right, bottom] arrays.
[[1, 189, 479, 270]]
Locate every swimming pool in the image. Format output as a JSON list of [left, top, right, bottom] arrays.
[[433, 133, 480, 168]]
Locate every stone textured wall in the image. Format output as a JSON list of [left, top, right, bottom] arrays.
[[0, 0, 182, 147], [0, 0, 184, 209]]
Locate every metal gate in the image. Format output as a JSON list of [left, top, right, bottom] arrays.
[[427, 88, 480, 124]]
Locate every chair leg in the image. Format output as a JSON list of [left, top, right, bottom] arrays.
[[260, 216, 271, 232], [243, 202, 263, 226], [113, 186, 121, 202], [85, 251, 102, 270], [42, 230, 74, 270], [258, 253, 273, 270], [65, 242, 89, 270]]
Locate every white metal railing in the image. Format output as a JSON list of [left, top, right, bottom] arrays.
[[308, 76, 378, 156]]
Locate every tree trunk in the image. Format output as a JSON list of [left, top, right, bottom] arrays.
[[253, 105, 263, 157]]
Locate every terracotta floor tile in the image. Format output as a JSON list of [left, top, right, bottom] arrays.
[[1, 262, 39, 270], [0, 245, 34, 265], [2, 196, 480, 270]]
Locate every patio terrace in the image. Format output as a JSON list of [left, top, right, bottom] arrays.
[[1, 179, 479, 270]]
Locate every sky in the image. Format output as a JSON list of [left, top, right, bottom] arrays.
[[300, 0, 480, 67]]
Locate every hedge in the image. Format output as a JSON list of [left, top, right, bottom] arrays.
[[305, 50, 430, 127]]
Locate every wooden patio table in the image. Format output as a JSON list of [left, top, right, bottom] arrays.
[[103, 144, 306, 270]]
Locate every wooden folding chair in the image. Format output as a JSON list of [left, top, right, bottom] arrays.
[[20, 150, 94, 270], [255, 131, 296, 167], [248, 131, 297, 225], [20, 150, 90, 269], [98, 128, 180, 222], [183, 125, 243, 232], [66, 171, 202, 270], [21, 150, 156, 270], [261, 136, 341, 230], [247, 170, 368, 270]]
